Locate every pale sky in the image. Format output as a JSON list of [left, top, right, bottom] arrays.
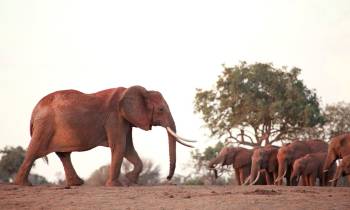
[[1, 0, 350, 182]]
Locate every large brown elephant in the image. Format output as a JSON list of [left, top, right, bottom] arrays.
[[290, 152, 335, 186], [208, 147, 265, 185], [323, 133, 350, 174], [275, 140, 328, 186], [15, 86, 193, 186], [247, 145, 279, 185], [329, 154, 350, 186]]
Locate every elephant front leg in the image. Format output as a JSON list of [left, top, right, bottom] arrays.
[[106, 145, 126, 186], [234, 168, 241, 185], [124, 130, 143, 185], [301, 175, 307, 186], [308, 175, 316, 186], [265, 171, 272, 185], [106, 124, 127, 187]]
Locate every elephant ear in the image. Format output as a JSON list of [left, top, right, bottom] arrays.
[[234, 148, 252, 168], [119, 86, 153, 131], [225, 148, 236, 165]]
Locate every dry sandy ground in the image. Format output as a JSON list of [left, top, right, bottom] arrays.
[[1, 183, 349, 210]]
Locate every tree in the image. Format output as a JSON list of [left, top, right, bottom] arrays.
[[294, 102, 350, 140], [184, 142, 232, 185], [194, 62, 325, 147], [0, 146, 26, 182], [86, 159, 161, 186], [190, 141, 224, 175], [0, 146, 48, 184], [323, 102, 350, 138]]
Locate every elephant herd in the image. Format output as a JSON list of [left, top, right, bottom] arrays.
[[12, 85, 350, 187], [208, 134, 350, 187]]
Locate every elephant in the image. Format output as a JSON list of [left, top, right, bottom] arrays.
[[15, 85, 194, 186], [329, 154, 350, 186], [290, 152, 335, 186], [208, 146, 265, 185], [275, 139, 328, 186], [246, 145, 279, 185], [323, 133, 350, 174]]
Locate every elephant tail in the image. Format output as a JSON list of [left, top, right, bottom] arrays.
[[30, 119, 33, 137]]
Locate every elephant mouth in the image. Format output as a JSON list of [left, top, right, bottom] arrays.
[[153, 121, 162, 126]]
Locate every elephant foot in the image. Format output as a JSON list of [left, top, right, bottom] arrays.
[[125, 172, 139, 184], [14, 179, 33, 186], [66, 177, 84, 187], [105, 179, 123, 187]]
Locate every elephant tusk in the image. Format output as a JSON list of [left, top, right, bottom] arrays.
[[174, 138, 194, 148], [274, 171, 286, 183], [274, 177, 282, 183], [275, 163, 288, 183], [166, 127, 197, 143], [250, 171, 261, 186], [323, 169, 329, 173], [328, 178, 337, 183], [243, 177, 250, 185], [282, 167, 287, 178]]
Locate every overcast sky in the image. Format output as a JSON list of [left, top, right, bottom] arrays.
[[1, 0, 350, 182]]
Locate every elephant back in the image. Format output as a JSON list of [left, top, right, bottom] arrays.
[[304, 139, 328, 153], [232, 148, 253, 169]]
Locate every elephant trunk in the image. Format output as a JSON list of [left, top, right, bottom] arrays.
[[250, 170, 261, 185], [323, 150, 337, 173], [249, 160, 260, 185], [275, 161, 287, 184], [208, 155, 225, 169], [329, 165, 342, 184], [166, 115, 177, 180], [290, 167, 298, 183]]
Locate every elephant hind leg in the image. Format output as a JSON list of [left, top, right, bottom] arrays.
[[14, 144, 36, 186], [124, 133, 143, 184], [308, 175, 316, 186], [56, 152, 84, 186], [15, 135, 50, 185], [15, 121, 55, 186]]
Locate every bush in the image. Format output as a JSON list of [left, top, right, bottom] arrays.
[[86, 158, 160, 186]]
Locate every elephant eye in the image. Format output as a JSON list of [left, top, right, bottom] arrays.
[[159, 107, 165, 112]]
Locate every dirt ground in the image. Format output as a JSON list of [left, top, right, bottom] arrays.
[[1, 183, 349, 210]]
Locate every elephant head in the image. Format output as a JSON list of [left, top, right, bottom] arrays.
[[275, 141, 321, 184], [208, 147, 236, 169], [275, 144, 293, 184], [208, 147, 251, 177], [323, 134, 350, 173], [248, 145, 278, 185], [329, 154, 350, 183], [290, 156, 308, 183], [119, 86, 193, 180]]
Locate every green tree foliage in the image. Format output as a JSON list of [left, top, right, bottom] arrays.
[[0, 146, 48, 184], [194, 62, 325, 146], [86, 159, 160, 186], [28, 174, 49, 185], [0, 146, 26, 182], [184, 142, 231, 185], [324, 102, 350, 138], [190, 141, 224, 174], [295, 102, 350, 140]]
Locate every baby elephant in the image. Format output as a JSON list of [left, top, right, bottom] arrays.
[[329, 154, 350, 186], [291, 152, 335, 186]]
